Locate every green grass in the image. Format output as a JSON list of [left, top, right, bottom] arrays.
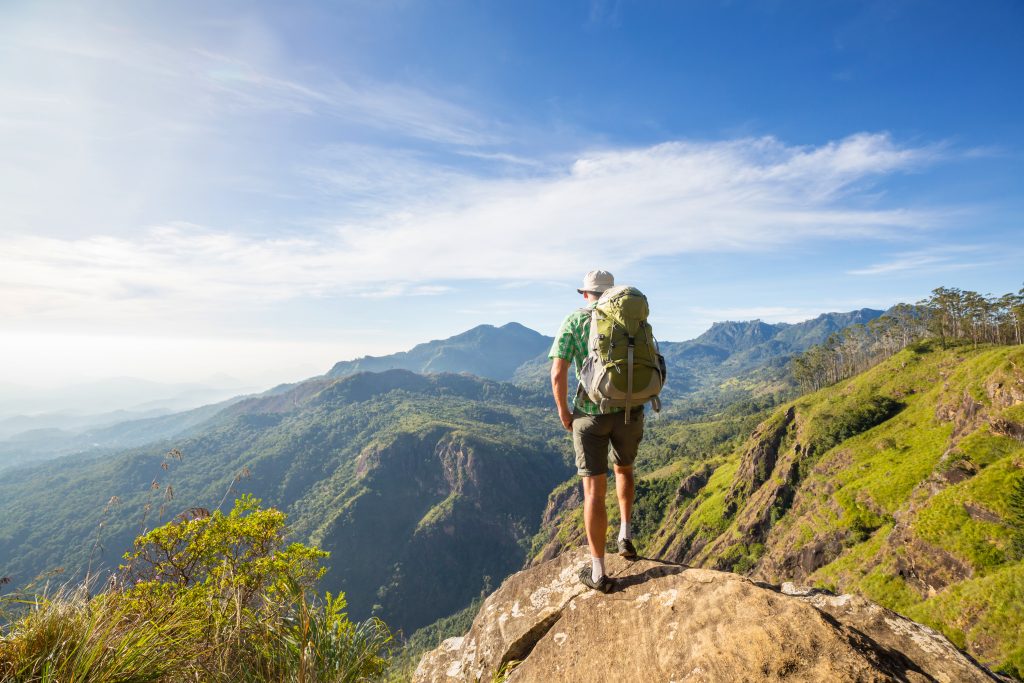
[[0, 584, 202, 683], [907, 563, 1024, 680], [833, 404, 951, 511], [788, 345, 1024, 676], [682, 458, 740, 541], [959, 427, 1023, 469], [913, 456, 1022, 573], [811, 523, 892, 590], [1000, 403, 1024, 424], [856, 563, 921, 614]]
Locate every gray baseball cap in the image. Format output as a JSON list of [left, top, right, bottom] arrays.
[[577, 269, 615, 294]]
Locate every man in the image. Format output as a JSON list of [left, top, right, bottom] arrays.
[[549, 269, 644, 593]]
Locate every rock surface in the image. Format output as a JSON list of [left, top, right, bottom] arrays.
[[414, 547, 1003, 682]]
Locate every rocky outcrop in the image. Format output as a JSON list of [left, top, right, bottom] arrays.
[[729, 407, 795, 503], [676, 466, 711, 501], [528, 480, 586, 567], [415, 547, 1002, 682], [685, 409, 800, 570]]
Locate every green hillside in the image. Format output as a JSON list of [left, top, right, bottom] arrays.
[[0, 370, 573, 635], [530, 342, 1024, 676]]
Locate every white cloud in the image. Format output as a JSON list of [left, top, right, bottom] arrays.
[[847, 245, 992, 276], [1, 133, 943, 327], [320, 133, 938, 281]]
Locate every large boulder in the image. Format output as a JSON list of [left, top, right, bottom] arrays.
[[414, 548, 1003, 682]]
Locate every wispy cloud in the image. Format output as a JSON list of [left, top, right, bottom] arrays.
[[2, 11, 495, 146], [847, 245, 993, 276], [0, 133, 945, 326], [0, 5, 501, 236]]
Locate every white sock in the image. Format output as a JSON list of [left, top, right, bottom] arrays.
[[591, 556, 605, 582], [619, 519, 632, 541]]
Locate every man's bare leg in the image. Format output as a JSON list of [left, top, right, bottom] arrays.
[[582, 473, 608, 580], [613, 464, 635, 541]]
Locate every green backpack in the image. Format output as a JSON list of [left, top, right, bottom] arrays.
[[578, 286, 666, 422]]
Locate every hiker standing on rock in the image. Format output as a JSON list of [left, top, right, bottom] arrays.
[[549, 270, 665, 592]]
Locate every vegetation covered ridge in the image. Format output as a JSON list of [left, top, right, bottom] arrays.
[[530, 341, 1024, 677], [0, 370, 571, 637], [793, 285, 1024, 391]]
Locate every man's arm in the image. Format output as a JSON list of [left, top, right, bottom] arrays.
[[550, 358, 573, 431]]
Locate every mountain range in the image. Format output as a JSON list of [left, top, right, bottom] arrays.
[[0, 309, 881, 472], [327, 322, 549, 381], [0, 309, 896, 640], [0, 370, 571, 635], [327, 309, 885, 395]]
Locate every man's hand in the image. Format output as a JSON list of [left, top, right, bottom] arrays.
[[550, 358, 574, 432], [558, 406, 573, 431]]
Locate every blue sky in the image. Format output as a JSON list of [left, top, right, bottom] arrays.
[[1, 0, 1021, 390]]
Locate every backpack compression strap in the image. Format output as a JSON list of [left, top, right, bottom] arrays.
[[624, 334, 634, 424]]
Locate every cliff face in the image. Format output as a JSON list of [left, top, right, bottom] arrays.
[[415, 547, 1002, 682], [314, 427, 572, 633]]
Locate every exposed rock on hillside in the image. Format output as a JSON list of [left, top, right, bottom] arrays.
[[528, 479, 585, 566], [415, 548, 1001, 682]]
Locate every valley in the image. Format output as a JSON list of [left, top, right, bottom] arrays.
[[2, 297, 1023, 677]]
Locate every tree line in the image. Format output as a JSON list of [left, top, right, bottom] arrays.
[[792, 285, 1024, 392]]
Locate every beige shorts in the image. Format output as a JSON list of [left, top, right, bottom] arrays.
[[572, 408, 644, 477]]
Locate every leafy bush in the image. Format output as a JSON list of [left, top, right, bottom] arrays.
[[0, 497, 392, 682], [724, 543, 764, 574]]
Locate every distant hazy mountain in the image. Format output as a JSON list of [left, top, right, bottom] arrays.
[[0, 376, 253, 419], [0, 408, 169, 441], [326, 322, 551, 381], [0, 310, 882, 471], [0, 397, 248, 471], [328, 310, 883, 396]]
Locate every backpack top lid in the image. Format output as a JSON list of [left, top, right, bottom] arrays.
[[595, 285, 649, 334]]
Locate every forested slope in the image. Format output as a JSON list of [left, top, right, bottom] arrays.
[[0, 370, 573, 635]]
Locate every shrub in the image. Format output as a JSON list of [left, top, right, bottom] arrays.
[[0, 496, 392, 682]]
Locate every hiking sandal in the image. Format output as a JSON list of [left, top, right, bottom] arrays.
[[617, 537, 638, 560], [578, 566, 614, 593]]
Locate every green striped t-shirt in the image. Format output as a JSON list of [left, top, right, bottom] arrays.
[[548, 305, 622, 415]]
